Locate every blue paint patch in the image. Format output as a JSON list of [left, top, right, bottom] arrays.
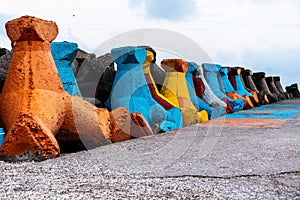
[[223, 103, 300, 120], [0, 128, 5, 147], [202, 63, 244, 112], [186, 62, 226, 119], [106, 46, 183, 132], [51, 41, 82, 96], [253, 104, 300, 109]]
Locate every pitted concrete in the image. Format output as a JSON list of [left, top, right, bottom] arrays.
[[58, 98, 300, 178], [1, 99, 299, 199]]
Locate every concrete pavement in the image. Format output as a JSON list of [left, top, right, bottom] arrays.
[[0, 98, 299, 199]]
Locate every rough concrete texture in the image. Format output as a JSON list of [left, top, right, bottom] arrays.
[[77, 52, 115, 103], [142, 50, 183, 132], [95, 64, 116, 103], [51, 41, 82, 96], [229, 67, 260, 107], [1, 16, 149, 161], [253, 72, 279, 103], [286, 84, 300, 98], [0, 48, 11, 92], [150, 63, 166, 91], [274, 76, 290, 99], [107, 46, 182, 132], [109, 107, 132, 143], [194, 63, 227, 108], [186, 62, 226, 119], [220, 67, 254, 109], [130, 112, 154, 139], [59, 96, 111, 149], [242, 69, 269, 105], [72, 48, 96, 77], [266, 76, 286, 101], [202, 63, 245, 112], [108, 108, 154, 143], [0, 129, 4, 147], [0, 99, 299, 199], [0, 16, 65, 160], [161, 59, 209, 125]]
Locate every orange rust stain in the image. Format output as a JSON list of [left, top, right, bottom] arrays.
[[0, 16, 154, 160], [161, 59, 189, 72], [130, 112, 154, 139], [195, 118, 286, 128]]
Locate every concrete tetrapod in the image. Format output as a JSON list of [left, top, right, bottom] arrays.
[[0, 16, 142, 161], [72, 49, 96, 78], [252, 72, 278, 103], [160, 59, 208, 126], [228, 67, 260, 107], [242, 69, 269, 105], [51, 41, 82, 96], [273, 76, 290, 99], [76, 51, 116, 107], [137, 45, 166, 92], [0, 48, 11, 93], [220, 67, 254, 109], [142, 48, 183, 131], [238, 68, 261, 106], [106, 46, 182, 133], [202, 63, 244, 113], [286, 83, 300, 98], [52, 43, 112, 107], [193, 64, 227, 109], [291, 84, 300, 97], [265, 76, 286, 101], [228, 67, 252, 96], [186, 62, 225, 119]]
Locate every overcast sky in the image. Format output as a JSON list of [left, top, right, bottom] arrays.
[[0, 0, 299, 86]]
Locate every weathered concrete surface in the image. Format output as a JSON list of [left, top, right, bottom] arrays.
[[87, 99, 300, 177], [72, 48, 96, 77], [76, 52, 115, 104], [0, 48, 11, 92], [0, 16, 64, 159], [161, 59, 208, 126], [107, 46, 183, 132], [0, 99, 299, 199], [51, 41, 81, 96], [1, 16, 143, 161]]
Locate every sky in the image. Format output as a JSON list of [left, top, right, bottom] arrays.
[[0, 0, 299, 87]]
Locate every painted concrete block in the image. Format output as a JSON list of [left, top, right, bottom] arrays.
[[187, 62, 226, 119], [202, 63, 244, 113], [0, 16, 140, 161], [220, 67, 254, 109], [107, 46, 182, 132], [161, 59, 208, 126], [193, 64, 227, 108], [143, 49, 183, 131], [242, 69, 269, 105], [0, 128, 5, 147], [228, 67, 253, 97], [51, 41, 82, 96]]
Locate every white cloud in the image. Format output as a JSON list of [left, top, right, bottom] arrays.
[[128, 0, 198, 21], [0, 0, 298, 86]]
